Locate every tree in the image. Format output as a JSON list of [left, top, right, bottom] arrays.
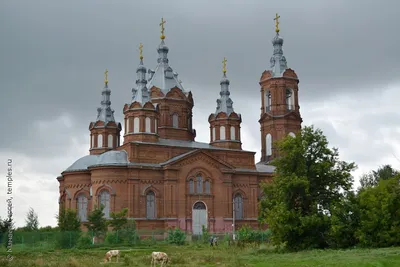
[[259, 125, 357, 250], [84, 205, 108, 240], [327, 190, 360, 248], [0, 217, 13, 234], [55, 208, 81, 248], [108, 208, 128, 231], [359, 165, 399, 190], [356, 176, 400, 247], [24, 207, 39, 231], [56, 208, 81, 232]]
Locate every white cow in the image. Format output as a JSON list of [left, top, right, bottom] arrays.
[[104, 250, 120, 263], [151, 251, 169, 266]]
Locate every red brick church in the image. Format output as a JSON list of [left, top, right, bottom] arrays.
[[57, 16, 303, 235]]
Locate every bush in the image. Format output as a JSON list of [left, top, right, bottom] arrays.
[[56, 231, 81, 249], [167, 228, 186, 245], [201, 225, 210, 244], [105, 231, 120, 245], [119, 220, 139, 245], [76, 234, 92, 249], [237, 225, 272, 243]]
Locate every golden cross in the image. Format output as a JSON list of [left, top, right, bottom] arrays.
[[139, 43, 143, 60], [160, 17, 166, 39], [104, 69, 108, 85], [274, 13, 280, 33], [222, 57, 227, 74]]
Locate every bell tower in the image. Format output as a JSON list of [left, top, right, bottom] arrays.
[[259, 14, 302, 162]]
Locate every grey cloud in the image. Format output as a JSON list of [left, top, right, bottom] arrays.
[[1, 0, 400, 179]]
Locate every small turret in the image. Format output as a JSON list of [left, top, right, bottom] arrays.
[[123, 43, 159, 144], [88, 69, 122, 155], [208, 57, 242, 150]]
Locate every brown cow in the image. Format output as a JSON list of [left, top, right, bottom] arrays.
[[104, 250, 120, 263]]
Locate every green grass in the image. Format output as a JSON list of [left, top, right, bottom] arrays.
[[1, 244, 400, 267]]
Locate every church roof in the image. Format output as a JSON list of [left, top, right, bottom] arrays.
[[63, 150, 128, 172], [62, 147, 275, 174], [147, 40, 185, 94]]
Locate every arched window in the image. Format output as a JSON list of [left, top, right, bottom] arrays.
[[97, 134, 103, 148], [145, 117, 151, 133], [266, 91, 272, 111], [189, 179, 194, 194], [212, 127, 216, 141], [266, 133, 272, 156], [133, 117, 140, 133], [146, 191, 156, 219], [220, 126, 226, 140], [286, 88, 294, 110], [205, 180, 211, 194], [172, 113, 179, 128], [234, 193, 243, 220], [288, 132, 296, 138], [99, 190, 110, 219], [196, 175, 203, 193], [107, 134, 113, 148], [77, 194, 88, 222], [230, 126, 236, 140]]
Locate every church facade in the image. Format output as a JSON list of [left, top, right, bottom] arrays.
[[57, 16, 303, 234]]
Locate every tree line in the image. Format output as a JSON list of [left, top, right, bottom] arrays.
[[259, 125, 400, 251]]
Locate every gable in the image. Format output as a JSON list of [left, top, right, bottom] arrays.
[[161, 149, 235, 170]]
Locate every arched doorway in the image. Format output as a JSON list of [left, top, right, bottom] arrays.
[[192, 201, 207, 235]]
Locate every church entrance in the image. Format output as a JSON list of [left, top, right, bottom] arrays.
[[192, 201, 207, 235]]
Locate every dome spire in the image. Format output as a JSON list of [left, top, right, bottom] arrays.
[[96, 69, 115, 123], [147, 18, 185, 93], [104, 69, 108, 86], [215, 57, 234, 115], [269, 13, 288, 77], [160, 17, 166, 40], [274, 13, 280, 33], [139, 42, 144, 61], [132, 43, 149, 104]]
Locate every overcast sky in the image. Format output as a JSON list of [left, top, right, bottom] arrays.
[[1, 0, 400, 228]]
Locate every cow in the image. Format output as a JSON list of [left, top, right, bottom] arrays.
[[151, 251, 169, 266], [104, 250, 120, 263]]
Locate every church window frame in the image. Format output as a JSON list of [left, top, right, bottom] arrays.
[[189, 179, 194, 194], [133, 117, 140, 133], [205, 179, 211, 194], [196, 175, 203, 194], [220, 126, 226, 140], [97, 134, 103, 148], [172, 113, 179, 128], [98, 189, 110, 219], [266, 133, 272, 156], [145, 190, 156, 219], [230, 126, 236, 140], [286, 88, 294, 111], [212, 127, 216, 141], [107, 134, 113, 148], [77, 193, 88, 222], [145, 117, 151, 133], [234, 193, 244, 220], [266, 90, 272, 111]]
